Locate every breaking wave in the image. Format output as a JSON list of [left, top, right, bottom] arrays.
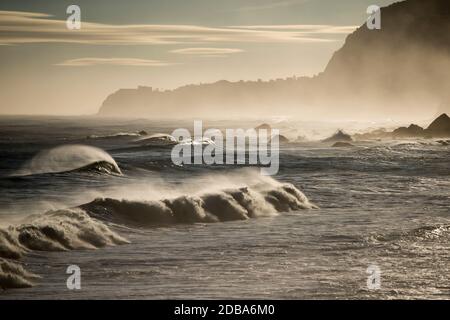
[[0, 209, 128, 289], [86, 131, 146, 139], [81, 182, 316, 227], [134, 133, 178, 146], [179, 137, 215, 146], [1, 170, 315, 290], [72, 160, 122, 175], [0, 258, 39, 289], [368, 224, 450, 244], [12, 145, 121, 176]]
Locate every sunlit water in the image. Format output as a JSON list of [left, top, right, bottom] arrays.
[[0, 116, 449, 299]]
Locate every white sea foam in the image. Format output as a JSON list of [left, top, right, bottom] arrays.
[[12, 144, 121, 176], [0, 209, 128, 289], [0, 258, 39, 289], [134, 133, 178, 146], [1, 169, 315, 289], [82, 176, 316, 227], [87, 132, 143, 139]]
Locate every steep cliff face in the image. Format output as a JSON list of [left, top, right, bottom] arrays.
[[98, 0, 450, 119], [319, 0, 450, 116]]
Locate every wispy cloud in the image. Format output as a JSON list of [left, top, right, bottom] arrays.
[[56, 58, 172, 67], [228, 25, 358, 34], [0, 10, 356, 46], [236, 0, 309, 12], [171, 48, 244, 57]]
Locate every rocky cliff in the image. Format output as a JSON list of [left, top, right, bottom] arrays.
[[98, 0, 450, 119]]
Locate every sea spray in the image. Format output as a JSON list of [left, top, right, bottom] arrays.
[[12, 144, 121, 176], [81, 182, 316, 227], [1, 169, 316, 290], [0, 258, 38, 289], [0, 208, 128, 289]]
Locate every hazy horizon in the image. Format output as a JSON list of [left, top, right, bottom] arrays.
[[2, 0, 450, 302], [0, 0, 399, 116]]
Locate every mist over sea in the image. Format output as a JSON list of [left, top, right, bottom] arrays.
[[1, 116, 449, 299]]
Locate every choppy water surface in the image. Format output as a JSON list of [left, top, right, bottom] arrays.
[[0, 116, 449, 299]]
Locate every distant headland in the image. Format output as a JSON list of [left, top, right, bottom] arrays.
[[98, 0, 450, 120]]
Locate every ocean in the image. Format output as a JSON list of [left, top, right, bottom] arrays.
[[0, 116, 449, 299]]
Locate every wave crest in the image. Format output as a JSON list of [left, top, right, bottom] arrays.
[[13, 145, 121, 176], [81, 183, 316, 227], [86, 131, 145, 139], [0, 209, 128, 289], [134, 133, 178, 146], [0, 258, 39, 289]]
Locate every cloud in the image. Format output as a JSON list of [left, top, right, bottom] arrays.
[[236, 0, 309, 12], [0, 10, 355, 46], [171, 47, 244, 57], [228, 25, 359, 34], [56, 58, 172, 67]]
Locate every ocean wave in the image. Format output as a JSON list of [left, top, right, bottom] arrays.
[[0, 209, 128, 289], [71, 160, 122, 175], [12, 145, 122, 176], [366, 224, 450, 245], [81, 182, 316, 227], [86, 131, 146, 139], [405, 224, 450, 241], [390, 141, 437, 148], [1, 171, 315, 289], [179, 137, 215, 146], [134, 133, 178, 146], [0, 258, 39, 289]]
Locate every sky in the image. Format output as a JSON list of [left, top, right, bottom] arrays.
[[0, 0, 398, 115]]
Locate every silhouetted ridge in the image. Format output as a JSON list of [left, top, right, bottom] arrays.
[[98, 0, 450, 120]]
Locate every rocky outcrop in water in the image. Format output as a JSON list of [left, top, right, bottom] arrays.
[[393, 124, 425, 138], [426, 113, 450, 137], [392, 113, 450, 138], [323, 130, 353, 143]]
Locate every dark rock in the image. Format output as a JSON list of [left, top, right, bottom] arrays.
[[393, 124, 424, 138], [391, 113, 450, 138], [426, 113, 450, 137], [138, 130, 148, 136], [322, 130, 353, 143]]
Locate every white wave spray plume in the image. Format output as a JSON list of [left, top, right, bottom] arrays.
[[12, 144, 121, 176], [0, 209, 129, 289], [1, 168, 315, 289]]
